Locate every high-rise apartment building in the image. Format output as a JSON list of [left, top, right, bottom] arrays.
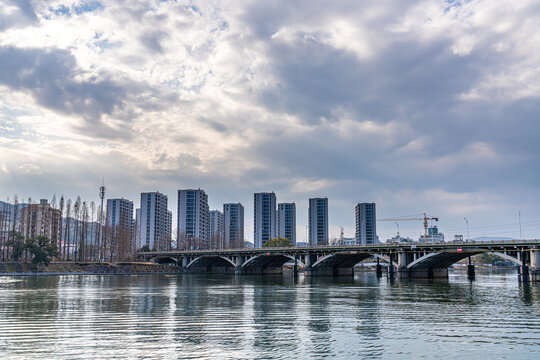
[[20, 199, 62, 245], [134, 208, 141, 249], [209, 210, 224, 248], [139, 192, 169, 250], [166, 210, 172, 249], [254, 192, 276, 248], [309, 197, 328, 246], [106, 198, 134, 232], [224, 203, 244, 248], [355, 202, 377, 245], [177, 189, 210, 245], [278, 202, 296, 245]]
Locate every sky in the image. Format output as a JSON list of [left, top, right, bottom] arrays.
[[1, 0, 540, 242]]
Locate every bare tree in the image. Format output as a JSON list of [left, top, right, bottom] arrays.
[[0, 198, 8, 261], [231, 237, 245, 249], [64, 199, 72, 261], [103, 223, 114, 263], [97, 206, 106, 262], [23, 197, 32, 240], [73, 196, 81, 262], [9, 195, 20, 261], [177, 231, 204, 250], [58, 196, 64, 259], [115, 223, 133, 262], [90, 201, 96, 261], [156, 233, 171, 252], [79, 201, 88, 262]]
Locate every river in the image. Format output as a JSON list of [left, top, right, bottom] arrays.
[[0, 269, 539, 359]]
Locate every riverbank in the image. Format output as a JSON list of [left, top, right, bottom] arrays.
[[0, 262, 183, 276]]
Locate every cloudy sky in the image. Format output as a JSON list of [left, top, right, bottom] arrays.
[[1, 0, 540, 242]]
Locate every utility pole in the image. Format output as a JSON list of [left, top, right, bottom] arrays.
[[464, 217, 469, 241], [519, 210, 523, 240], [98, 180, 105, 262]]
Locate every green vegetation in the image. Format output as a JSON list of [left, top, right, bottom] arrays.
[[24, 235, 59, 267], [140, 245, 151, 252], [263, 237, 293, 247], [474, 253, 500, 265], [7, 231, 25, 261], [4, 263, 15, 273]]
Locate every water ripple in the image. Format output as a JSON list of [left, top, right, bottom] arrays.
[[0, 271, 539, 359]]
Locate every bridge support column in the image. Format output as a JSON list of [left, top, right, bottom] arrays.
[[408, 268, 448, 279], [303, 254, 315, 276], [530, 250, 540, 282], [467, 256, 475, 281], [376, 258, 382, 278], [387, 264, 395, 279], [397, 251, 410, 278], [235, 256, 245, 275], [519, 251, 530, 282], [293, 255, 298, 277], [519, 265, 530, 282], [182, 256, 189, 269]]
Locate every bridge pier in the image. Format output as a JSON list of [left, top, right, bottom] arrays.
[[141, 242, 540, 280], [530, 250, 540, 282], [519, 265, 530, 282], [387, 264, 395, 279], [303, 254, 315, 276], [235, 255, 244, 275], [467, 256, 475, 281], [376, 258, 383, 278], [397, 251, 410, 279], [519, 251, 530, 282], [409, 268, 448, 279]]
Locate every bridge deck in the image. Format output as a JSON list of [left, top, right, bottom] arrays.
[[140, 240, 540, 258]]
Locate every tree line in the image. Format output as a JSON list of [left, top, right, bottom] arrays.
[[0, 195, 138, 263]]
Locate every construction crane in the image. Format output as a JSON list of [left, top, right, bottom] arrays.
[[378, 213, 439, 243]]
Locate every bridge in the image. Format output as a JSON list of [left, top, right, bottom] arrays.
[[138, 240, 540, 281]]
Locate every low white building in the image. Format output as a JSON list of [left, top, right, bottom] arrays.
[[418, 226, 445, 243]]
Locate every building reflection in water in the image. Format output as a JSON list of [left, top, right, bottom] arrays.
[[250, 275, 301, 357], [0, 269, 539, 359]]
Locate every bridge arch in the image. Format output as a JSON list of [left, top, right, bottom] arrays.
[[150, 256, 178, 264], [242, 254, 305, 271], [305, 253, 373, 276], [373, 254, 399, 268], [489, 252, 523, 266], [311, 253, 372, 269], [407, 250, 521, 270], [187, 256, 236, 269]]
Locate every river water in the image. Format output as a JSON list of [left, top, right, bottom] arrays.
[[0, 269, 539, 359]]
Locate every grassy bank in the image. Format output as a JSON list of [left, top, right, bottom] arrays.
[[0, 261, 183, 275]]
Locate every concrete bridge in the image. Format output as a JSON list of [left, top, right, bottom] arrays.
[[138, 240, 540, 281]]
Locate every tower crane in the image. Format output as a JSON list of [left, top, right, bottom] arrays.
[[378, 213, 439, 243]]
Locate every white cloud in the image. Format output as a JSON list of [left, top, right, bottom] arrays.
[[0, 0, 540, 237]]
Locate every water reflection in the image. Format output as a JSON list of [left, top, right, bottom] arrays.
[[0, 270, 539, 359]]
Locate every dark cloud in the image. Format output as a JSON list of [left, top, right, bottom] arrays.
[[0, 0, 37, 30], [0, 46, 170, 139], [198, 117, 228, 133], [139, 31, 168, 53], [229, 0, 540, 201]]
